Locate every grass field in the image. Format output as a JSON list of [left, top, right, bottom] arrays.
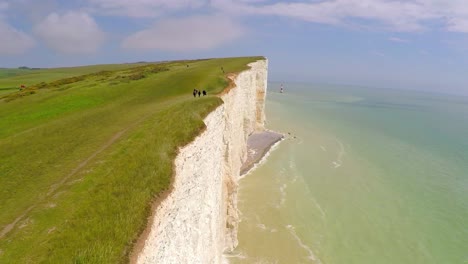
[[0, 56, 263, 263], [0, 63, 152, 97]]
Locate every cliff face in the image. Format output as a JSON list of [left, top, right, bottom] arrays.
[[137, 59, 268, 264]]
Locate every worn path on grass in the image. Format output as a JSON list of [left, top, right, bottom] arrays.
[[0, 96, 186, 239]]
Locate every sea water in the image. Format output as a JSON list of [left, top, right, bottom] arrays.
[[230, 83, 468, 264]]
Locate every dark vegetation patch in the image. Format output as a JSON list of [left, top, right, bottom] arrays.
[[0, 69, 32, 78], [1, 65, 169, 102], [18, 66, 41, 70]]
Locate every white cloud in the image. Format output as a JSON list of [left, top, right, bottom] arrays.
[[0, 1, 8, 11], [15, 0, 60, 23], [122, 15, 244, 51], [0, 1, 7, 20], [0, 21, 35, 55], [88, 0, 207, 17], [447, 18, 468, 33], [238, 0, 269, 3], [389, 37, 409, 43], [419, 49, 429, 55], [212, 0, 468, 33], [214, 0, 437, 31], [34, 11, 105, 54], [85, 0, 468, 34], [371, 50, 386, 57]]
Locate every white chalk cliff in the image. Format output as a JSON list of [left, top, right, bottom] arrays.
[[136, 59, 268, 264]]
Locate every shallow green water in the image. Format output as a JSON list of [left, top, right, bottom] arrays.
[[230, 83, 468, 264]]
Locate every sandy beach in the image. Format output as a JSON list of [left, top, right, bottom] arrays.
[[240, 131, 284, 175]]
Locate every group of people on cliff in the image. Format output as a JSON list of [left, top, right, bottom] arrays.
[[190, 66, 225, 97], [193, 89, 207, 97]]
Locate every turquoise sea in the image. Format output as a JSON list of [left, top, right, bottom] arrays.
[[231, 83, 468, 264]]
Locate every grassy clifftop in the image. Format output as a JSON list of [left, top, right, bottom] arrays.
[[0, 56, 264, 263], [0, 63, 154, 97]]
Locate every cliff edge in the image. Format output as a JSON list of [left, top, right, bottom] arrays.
[[136, 59, 268, 264]]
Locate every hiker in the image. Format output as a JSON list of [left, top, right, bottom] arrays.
[[193, 89, 197, 97], [221, 66, 225, 73], [198, 91, 201, 97], [202, 90, 207, 96]]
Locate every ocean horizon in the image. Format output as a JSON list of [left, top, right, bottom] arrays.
[[230, 82, 468, 264]]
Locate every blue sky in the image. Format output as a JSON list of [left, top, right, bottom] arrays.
[[1, 0, 468, 95]]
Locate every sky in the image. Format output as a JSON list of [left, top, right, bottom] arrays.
[[1, 0, 468, 95]]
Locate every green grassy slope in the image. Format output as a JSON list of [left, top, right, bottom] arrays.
[[0, 63, 152, 97], [0, 56, 263, 263]]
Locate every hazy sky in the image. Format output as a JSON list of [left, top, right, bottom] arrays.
[[1, 0, 468, 95]]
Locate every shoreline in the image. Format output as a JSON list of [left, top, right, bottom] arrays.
[[224, 130, 284, 263], [134, 59, 268, 263], [240, 130, 284, 176]]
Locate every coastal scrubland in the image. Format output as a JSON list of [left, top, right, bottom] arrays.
[[0, 63, 151, 97], [0, 56, 262, 263]]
